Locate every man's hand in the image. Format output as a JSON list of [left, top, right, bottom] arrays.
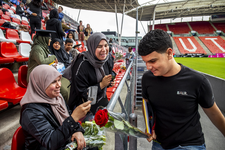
[[146, 130, 156, 142], [71, 132, 86, 150], [32, 13, 37, 16]]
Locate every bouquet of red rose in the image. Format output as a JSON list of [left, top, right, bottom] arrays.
[[94, 109, 149, 138]]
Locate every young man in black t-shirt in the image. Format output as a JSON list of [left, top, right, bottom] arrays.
[[138, 29, 225, 150]]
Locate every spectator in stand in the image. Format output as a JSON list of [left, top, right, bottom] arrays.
[[139, 29, 225, 149], [16, 2, 27, 18], [49, 38, 70, 68], [58, 6, 64, 21], [27, 0, 48, 35], [46, 9, 65, 41], [68, 32, 115, 115], [125, 47, 135, 80], [65, 38, 80, 60], [67, 31, 76, 46], [61, 19, 70, 32], [77, 20, 85, 42], [49, 38, 71, 103], [27, 29, 57, 82], [20, 64, 91, 150], [84, 24, 93, 42], [9, 0, 19, 5]]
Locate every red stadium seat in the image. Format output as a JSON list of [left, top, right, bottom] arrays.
[[5, 11, 11, 16], [21, 20, 29, 26], [0, 42, 29, 62], [0, 19, 6, 26], [11, 126, 25, 150], [6, 29, 30, 44], [107, 87, 116, 93], [10, 8, 16, 14], [0, 68, 26, 105], [1, 14, 11, 21], [106, 92, 113, 101], [12, 18, 21, 25], [0, 100, 8, 111], [18, 65, 28, 88], [0, 56, 14, 64], [3, 4, 10, 9], [0, 10, 3, 16]]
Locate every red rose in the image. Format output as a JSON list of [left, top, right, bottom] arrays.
[[94, 109, 109, 127]]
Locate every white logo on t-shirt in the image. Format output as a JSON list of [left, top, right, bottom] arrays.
[[177, 91, 187, 95]]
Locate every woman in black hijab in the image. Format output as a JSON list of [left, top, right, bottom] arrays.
[[46, 9, 65, 41], [49, 38, 70, 68], [68, 32, 114, 114]]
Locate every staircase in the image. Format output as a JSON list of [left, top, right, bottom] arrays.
[[194, 36, 212, 55], [136, 56, 147, 107], [171, 37, 181, 55]]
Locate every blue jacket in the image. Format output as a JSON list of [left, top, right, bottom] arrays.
[[58, 12, 64, 21]]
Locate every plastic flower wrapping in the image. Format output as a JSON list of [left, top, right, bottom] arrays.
[[115, 51, 123, 61], [94, 109, 149, 138], [65, 121, 106, 150]]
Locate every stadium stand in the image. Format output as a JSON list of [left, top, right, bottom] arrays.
[[199, 36, 225, 53], [173, 36, 206, 54], [0, 42, 29, 62], [1, 14, 11, 21], [212, 22, 225, 33], [11, 126, 25, 150], [168, 22, 191, 34], [149, 24, 167, 31], [189, 21, 215, 34], [0, 68, 26, 105], [6, 29, 31, 44]]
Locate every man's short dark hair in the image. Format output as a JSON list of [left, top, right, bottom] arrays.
[[59, 6, 63, 10], [138, 29, 173, 56], [65, 38, 73, 45]]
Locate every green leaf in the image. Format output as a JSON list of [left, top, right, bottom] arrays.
[[114, 119, 124, 130], [123, 120, 132, 128], [109, 115, 114, 121], [104, 122, 113, 128], [129, 129, 136, 136]]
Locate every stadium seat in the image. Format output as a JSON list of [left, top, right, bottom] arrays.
[[0, 56, 14, 64], [5, 11, 11, 16], [1, 14, 11, 21], [21, 20, 29, 26], [18, 43, 31, 57], [106, 92, 113, 101], [8, 9, 14, 15], [3, 3, 10, 9], [20, 31, 32, 44], [11, 126, 25, 150], [0, 10, 3, 16], [0, 100, 8, 111], [0, 19, 6, 26], [12, 18, 21, 25], [22, 17, 28, 22], [10, 8, 16, 14], [6, 29, 30, 44], [0, 42, 29, 62], [0, 29, 17, 43], [18, 65, 28, 88], [11, 14, 21, 21], [107, 87, 116, 93], [0, 68, 26, 105]]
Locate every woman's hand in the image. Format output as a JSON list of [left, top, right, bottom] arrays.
[[100, 75, 112, 89], [146, 130, 156, 142], [71, 132, 86, 150], [71, 101, 91, 122], [109, 80, 115, 87]]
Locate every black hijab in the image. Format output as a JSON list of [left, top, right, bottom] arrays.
[[49, 9, 59, 19], [49, 38, 70, 68]]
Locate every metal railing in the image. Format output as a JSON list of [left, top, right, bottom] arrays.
[[106, 59, 138, 150]]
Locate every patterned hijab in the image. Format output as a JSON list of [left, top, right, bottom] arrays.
[[20, 65, 69, 125]]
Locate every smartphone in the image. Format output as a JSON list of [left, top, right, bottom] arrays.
[[111, 71, 117, 81], [87, 86, 98, 105]]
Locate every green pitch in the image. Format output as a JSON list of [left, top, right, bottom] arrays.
[[175, 58, 225, 79]]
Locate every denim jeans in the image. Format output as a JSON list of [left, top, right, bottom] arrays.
[[152, 141, 206, 150]]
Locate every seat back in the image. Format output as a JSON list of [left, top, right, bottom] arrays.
[[19, 43, 31, 57], [18, 65, 28, 88], [0, 19, 6, 26], [5, 11, 11, 16], [0, 42, 20, 57], [8, 9, 14, 15], [0, 68, 18, 90], [0, 10, 3, 16], [11, 14, 21, 21], [20, 32, 32, 43], [12, 18, 20, 25], [0, 28, 6, 39], [11, 126, 25, 150], [6, 29, 20, 40], [1, 14, 11, 21], [22, 17, 28, 22]]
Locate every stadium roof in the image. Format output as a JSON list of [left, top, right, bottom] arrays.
[[126, 0, 225, 21], [53, 0, 140, 13]]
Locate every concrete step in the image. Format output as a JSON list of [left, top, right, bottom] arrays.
[[171, 37, 181, 55]]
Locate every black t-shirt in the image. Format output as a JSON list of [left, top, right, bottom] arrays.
[[142, 64, 214, 149]]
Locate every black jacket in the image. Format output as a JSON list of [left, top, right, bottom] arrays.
[[16, 5, 24, 15], [46, 18, 65, 41], [20, 103, 84, 150], [27, 2, 48, 19], [68, 56, 111, 112]]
